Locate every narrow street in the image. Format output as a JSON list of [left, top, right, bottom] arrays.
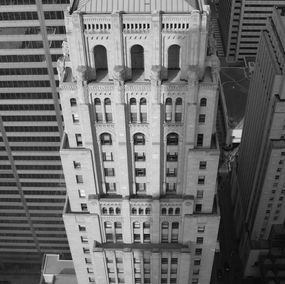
[[212, 172, 243, 284]]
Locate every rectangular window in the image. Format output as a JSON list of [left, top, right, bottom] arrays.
[[140, 113, 147, 123], [199, 161, 207, 169], [198, 114, 205, 123], [81, 236, 88, 243], [192, 279, 198, 284], [195, 248, 202, 255], [72, 113, 79, 123], [175, 113, 182, 122], [167, 152, 178, 161], [81, 203, 88, 212], [83, 247, 90, 254], [106, 182, 116, 193], [102, 152, 113, 161], [89, 277, 95, 283], [104, 168, 115, 177], [196, 237, 203, 244], [78, 189, 86, 198], [197, 190, 204, 199], [136, 183, 146, 193], [105, 113, 113, 123], [73, 161, 81, 169], [75, 134, 83, 146], [198, 176, 205, 185], [166, 183, 176, 193], [194, 259, 201, 265], [96, 113, 103, 122], [161, 258, 168, 264], [135, 152, 145, 161], [197, 226, 205, 233], [135, 168, 146, 177], [87, 268, 94, 273], [106, 233, 113, 242], [76, 175, 83, 184], [197, 134, 203, 147], [78, 225, 86, 232], [193, 269, 199, 275], [171, 258, 178, 264], [85, 258, 92, 264], [195, 204, 202, 212], [130, 113, 137, 123], [166, 168, 177, 177]]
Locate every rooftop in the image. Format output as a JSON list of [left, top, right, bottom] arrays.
[[70, 0, 204, 14]]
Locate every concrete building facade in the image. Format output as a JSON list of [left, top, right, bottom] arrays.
[[0, 0, 70, 268], [59, 1, 220, 283], [218, 0, 285, 62], [231, 7, 285, 279]]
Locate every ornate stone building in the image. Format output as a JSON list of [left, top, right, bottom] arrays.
[[59, 0, 220, 283]]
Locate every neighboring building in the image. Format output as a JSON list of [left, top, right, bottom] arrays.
[[0, 0, 70, 269], [218, 0, 285, 62], [59, 0, 221, 284], [41, 254, 77, 284], [231, 7, 285, 280]]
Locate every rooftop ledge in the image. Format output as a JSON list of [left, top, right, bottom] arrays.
[[93, 241, 191, 253]]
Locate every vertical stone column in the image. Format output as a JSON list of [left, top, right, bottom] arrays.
[[71, 12, 87, 74], [123, 250, 134, 284], [93, 250, 108, 284], [178, 251, 191, 284], [151, 11, 162, 67], [122, 198, 132, 243], [198, 11, 209, 77], [151, 199, 160, 243], [113, 67, 131, 197], [149, 67, 162, 198], [111, 12, 124, 66], [77, 66, 100, 195], [151, 251, 161, 284], [180, 67, 199, 194]]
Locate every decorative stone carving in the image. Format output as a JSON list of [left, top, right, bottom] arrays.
[[77, 65, 88, 82]]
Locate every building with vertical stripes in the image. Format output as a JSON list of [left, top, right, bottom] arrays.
[[0, 0, 70, 269], [59, 0, 221, 284], [231, 7, 285, 280], [218, 0, 285, 62]]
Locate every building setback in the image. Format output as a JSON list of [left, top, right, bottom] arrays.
[[219, 0, 285, 62], [59, 0, 221, 283], [231, 7, 285, 279], [0, 0, 70, 268]]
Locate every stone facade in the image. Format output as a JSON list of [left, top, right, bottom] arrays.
[[60, 1, 220, 283]]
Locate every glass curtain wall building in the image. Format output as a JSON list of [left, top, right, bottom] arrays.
[[0, 0, 70, 269]]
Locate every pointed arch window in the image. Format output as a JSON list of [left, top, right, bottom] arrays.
[[134, 133, 145, 145], [167, 133, 178, 145]]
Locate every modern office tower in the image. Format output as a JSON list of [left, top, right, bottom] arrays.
[[231, 7, 285, 279], [0, 0, 70, 268], [60, 1, 220, 284], [218, 0, 285, 62]]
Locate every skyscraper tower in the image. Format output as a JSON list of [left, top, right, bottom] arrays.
[[0, 0, 70, 268], [219, 0, 285, 62], [60, 1, 220, 283], [231, 6, 285, 279]]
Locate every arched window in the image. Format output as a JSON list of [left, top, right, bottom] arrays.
[[167, 133, 179, 145], [171, 222, 179, 243], [130, 98, 137, 123], [161, 222, 169, 243], [140, 98, 147, 105], [105, 98, 111, 105], [131, 207, 137, 215], [140, 98, 147, 123], [165, 98, 172, 122], [200, 98, 207, 107], [94, 45, 108, 73], [102, 207, 107, 215], [100, 133, 112, 145], [131, 45, 144, 71], [94, 98, 101, 105], [104, 221, 112, 228], [109, 207, 114, 215], [168, 208, 174, 215], [94, 98, 102, 122], [70, 98, 77, 107], [175, 98, 182, 122], [168, 45, 180, 70], [130, 98, 137, 105], [133, 222, 140, 229], [161, 208, 167, 215], [139, 208, 144, 215], [116, 207, 121, 215], [145, 207, 151, 215], [134, 133, 145, 145], [104, 98, 112, 123], [175, 208, 180, 215]]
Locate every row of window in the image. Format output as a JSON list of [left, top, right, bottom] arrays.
[[0, 80, 53, 88], [0, 54, 60, 63]]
